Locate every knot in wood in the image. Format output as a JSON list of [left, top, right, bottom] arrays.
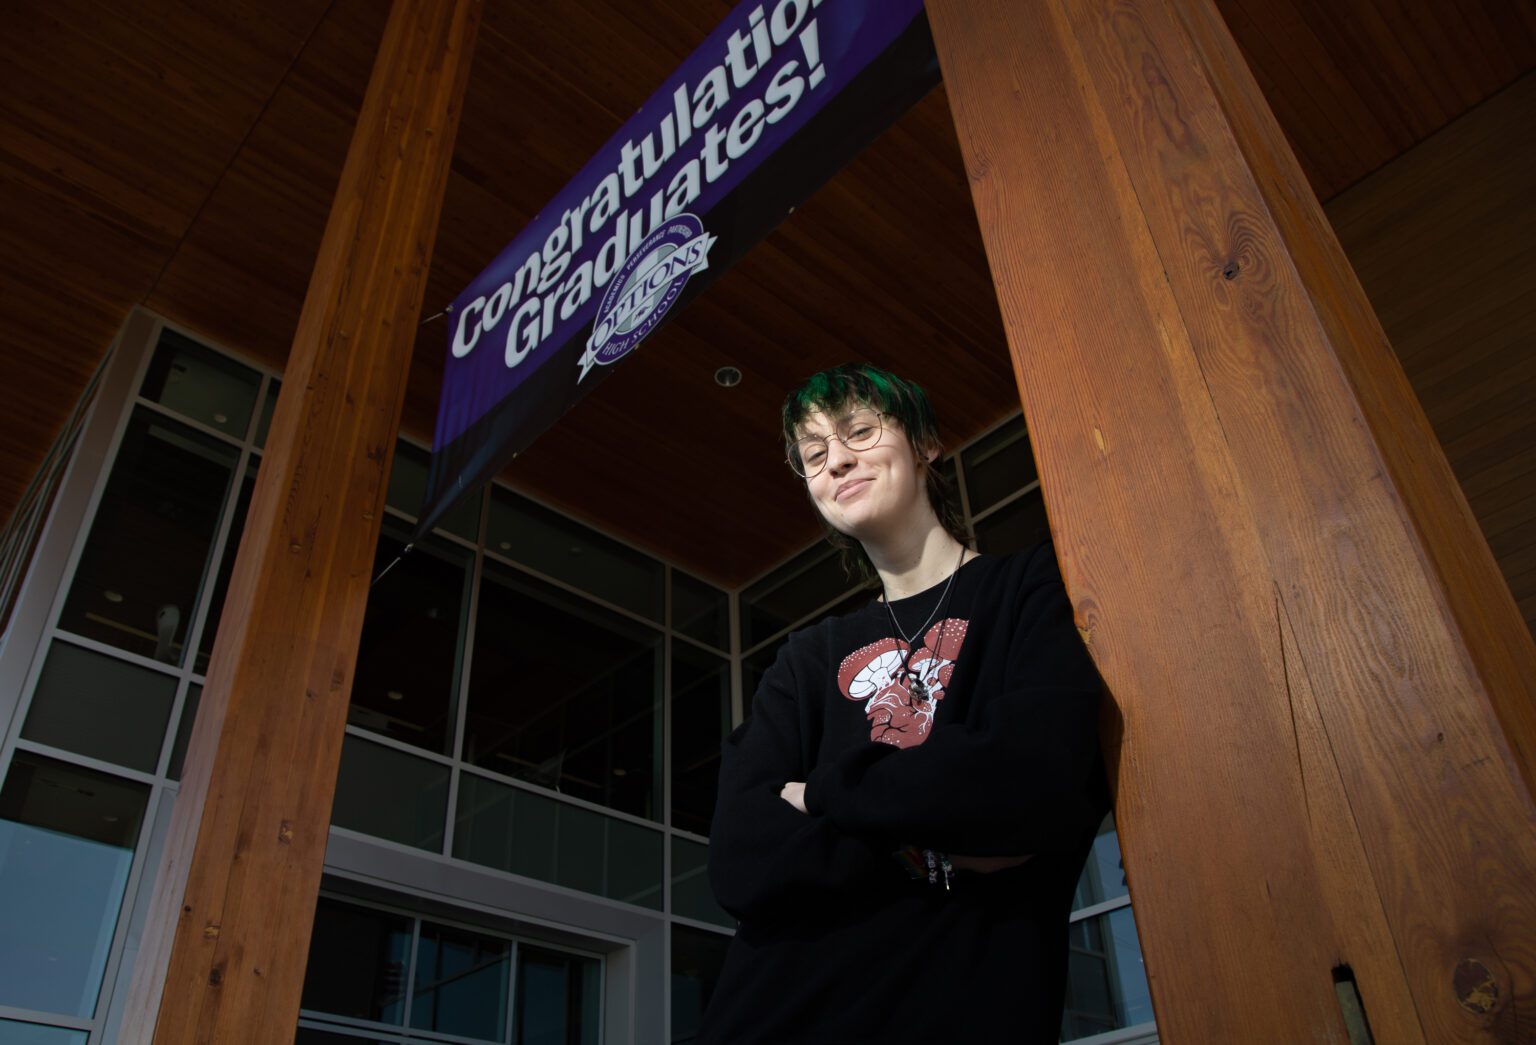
[[202, 923, 220, 938], [278, 820, 295, 845], [1453, 958, 1499, 1014], [1221, 259, 1241, 280]]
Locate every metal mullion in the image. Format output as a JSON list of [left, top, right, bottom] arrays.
[[486, 477, 703, 582], [1069, 893, 1135, 924], [953, 447, 974, 527], [342, 724, 456, 767], [669, 630, 728, 658], [958, 405, 1019, 451], [738, 580, 869, 660], [401, 915, 422, 1032], [0, 1006, 94, 1031], [379, 502, 482, 555], [669, 825, 710, 846], [454, 763, 666, 834], [479, 546, 666, 634], [45, 630, 185, 679], [9, 737, 161, 787], [1066, 1021, 1161, 1045], [662, 569, 674, 844], [668, 913, 734, 937], [442, 489, 488, 860], [728, 585, 742, 729], [0, 312, 162, 787], [153, 314, 276, 381], [506, 938, 519, 1045], [967, 477, 1044, 528], [130, 396, 249, 453], [159, 439, 258, 779], [89, 782, 172, 1045]]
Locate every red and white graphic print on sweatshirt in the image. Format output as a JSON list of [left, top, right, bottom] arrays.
[[837, 618, 969, 747]]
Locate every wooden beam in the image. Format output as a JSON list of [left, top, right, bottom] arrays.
[[120, 0, 481, 1040], [925, 0, 1536, 1040]]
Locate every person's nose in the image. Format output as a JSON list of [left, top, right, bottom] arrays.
[[824, 436, 858, 476]]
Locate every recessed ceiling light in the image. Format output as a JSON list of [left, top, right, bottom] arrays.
[[612, 767, 627, 777], [499, 541, 512, 551], [103, 590, 124, 603], [213, 412, 229, 424], [386, 690, 404, 702], [714, 366, 742, 388]]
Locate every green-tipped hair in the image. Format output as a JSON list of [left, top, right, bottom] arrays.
[[781, 363, 971, 582]]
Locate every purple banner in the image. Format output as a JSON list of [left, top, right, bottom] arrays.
[[420, 0, 935, 534]]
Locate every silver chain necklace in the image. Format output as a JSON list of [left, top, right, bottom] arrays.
[[881, 544, 967, 701]]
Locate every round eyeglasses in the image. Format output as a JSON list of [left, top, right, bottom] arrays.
[[786, 410, 886, 478]]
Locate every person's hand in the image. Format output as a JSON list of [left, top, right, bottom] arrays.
[[947, 853, 1033, 874], [779, 781, 807, 813]]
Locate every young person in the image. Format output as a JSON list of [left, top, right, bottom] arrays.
[[699, 364, 1110, 1044]]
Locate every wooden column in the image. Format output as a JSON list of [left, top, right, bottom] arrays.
[[926, 1, 1536, 1041], [121, 0, 481, 1040]]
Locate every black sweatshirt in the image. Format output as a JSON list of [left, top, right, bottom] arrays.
[[700, 542, 1110, 1045]]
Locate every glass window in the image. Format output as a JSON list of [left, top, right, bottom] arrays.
[[739, 542, 851, 648], [454, 773, 663, 909], [253, 379, 280, 449], [1060, 907, 1154, 1040], [300, 897, 410, 1025], [0, 753, 149, 1018], [139, 328, 260, 439], [167, 683, 202, 780], [386, 441, 481, 542], [0, 1020, 89, 1045], [21, 640, 177, 772], [960, 414, 1036, 515], [974, 488, 1051, 556], [671, 925, 731, 1045], [410, 921, 510, 1040], [487, 487, 663, 622], [466, 563, 661, 819], [1073, 815, 1130, 911], [196, 459, 257, 674], [331, 736, 449, 852], [515, 945, 600, 1045], [671, 571, 729, 651], [671, 837, 731, 929], [57, 408, 240, 666], [670, 644, 730, 835], [351, 529, 472, 755], [293, 1029, 392, 1045]]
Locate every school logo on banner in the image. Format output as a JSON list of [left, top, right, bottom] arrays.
[[578, 214, 716, 382]]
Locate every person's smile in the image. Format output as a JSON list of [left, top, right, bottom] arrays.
[[835, 477, 872, 502]]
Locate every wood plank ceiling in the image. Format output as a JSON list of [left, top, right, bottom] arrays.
[[1, 0, 1532, 586]]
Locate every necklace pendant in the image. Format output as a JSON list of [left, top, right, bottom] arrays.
[[908, 676, 929, 702]]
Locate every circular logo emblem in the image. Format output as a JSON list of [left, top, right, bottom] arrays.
[[580, 214, 714, 381]]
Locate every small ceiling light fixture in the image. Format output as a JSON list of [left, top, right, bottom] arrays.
[[714, 365, 742, 388], [212, 412, 229, 425], [386, 690, 405, 702], [103, 590, 124, 603]]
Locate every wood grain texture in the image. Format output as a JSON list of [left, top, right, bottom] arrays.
[[2, 0, 1529, 587], [117, 0, 481, 1041], [1326, 73, 1536, 641], [927, 0, 1536, 1040]]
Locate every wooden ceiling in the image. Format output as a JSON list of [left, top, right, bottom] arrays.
[[2, 0, 1532, 586]]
